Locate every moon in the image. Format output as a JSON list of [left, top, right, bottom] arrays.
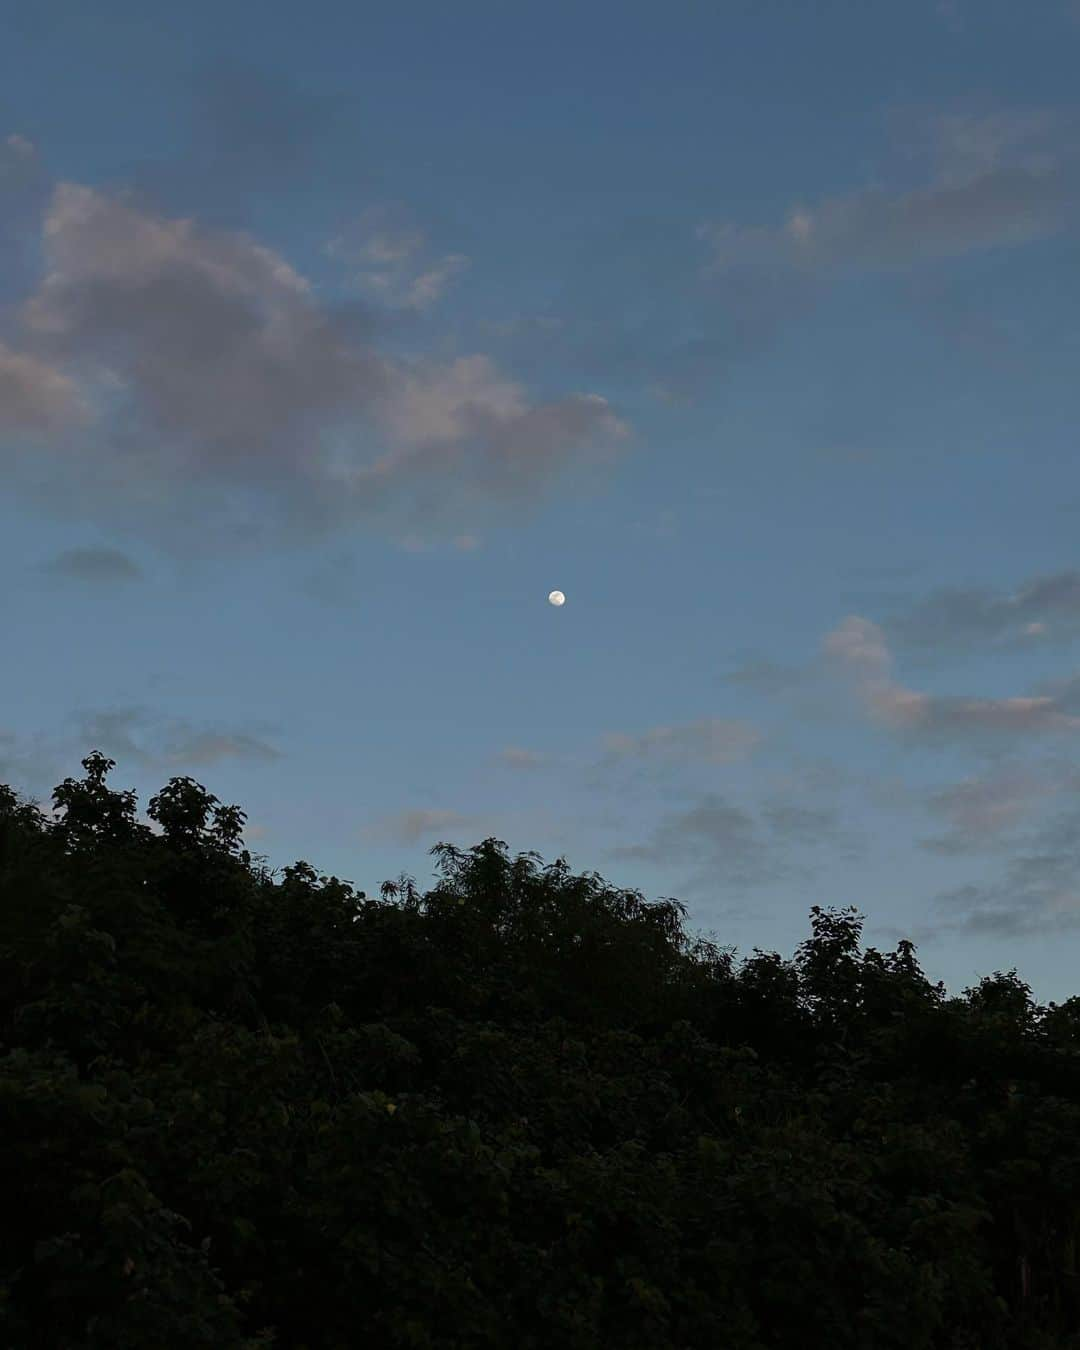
[[548, 590, 565, 607]]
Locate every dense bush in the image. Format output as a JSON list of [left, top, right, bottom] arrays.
[[3, 751, 1080, 1347]]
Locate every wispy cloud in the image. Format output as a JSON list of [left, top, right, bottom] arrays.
[[155, 730, 283, 768], [360, 806, 479, 846], [929, 793, 1080, 939], [701, 163, 1069, 275], [720, 655, 805, 696], [884, 568, 1080, 654], [605, 783, 851, 903], [917, 760, 1080, 856], [823, 614, 1080, 743], [325, 202, 470, 311], [609, 793, 760, 866], [923, 105, 1063, 181], [494, 746, 548, 770], [698, 105, 1075, 278], [597, 717, 762, 767], [760, 798, 843, 844], [545, 102, 1076, 403], [70, 707, 283, 769], [36, 545, 143, 583], [0, 707, 283, 819]]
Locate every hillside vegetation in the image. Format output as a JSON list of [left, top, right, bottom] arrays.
[[3, 752, 1080, 1348]]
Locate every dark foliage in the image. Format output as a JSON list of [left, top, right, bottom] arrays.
[[3, 752, 1080, 1347]]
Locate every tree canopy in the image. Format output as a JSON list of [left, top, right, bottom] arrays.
[[3, 752, 1080, 1348]]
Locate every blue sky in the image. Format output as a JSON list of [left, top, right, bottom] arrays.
[[4, 0, 1080, 1005]]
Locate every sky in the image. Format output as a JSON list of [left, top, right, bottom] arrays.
[[3, 0, 1080, 1008]]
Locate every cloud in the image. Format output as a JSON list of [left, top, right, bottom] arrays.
[[541, 103, 1076, 404], [824, 616, 893, 681], [18, 181, 378, 467], [1, 174, 628, 556], [4, 132, 33, 159], [924, 106, 1063, 182], [720, 655, 805, 696], [609, 793, 769, 870], [155, 731, 283, 768], [358, 370, 628, 522], [373, 353, 525, 447], [760, 798, 842, 844], [675, 102, 1079, 394], [823, 614, 1080, 744], [37, 545, 143, 582], [1029, 671, 1080, 717], [70, 707, 283, 770], [698, 157, 1072, 278], [917, 760, 1077, 855], [763, 755, 852, 798], [579, 716, 765, 811], [929, 794, 1080, 939], [360, 807, 478, 846], [495, 746, 548, 770], [606, 789, 835, 904], [0, 709, 283, 821], [885, 568, 1080, 654], [325, 202, 470, 311], [543, 210, 820, 403], [0, 340, 88, 434], [599, 727, 857, 900], [597, 717, 762, 767]]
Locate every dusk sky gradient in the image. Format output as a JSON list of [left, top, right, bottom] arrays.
[[4, 0, 1080, 1005]]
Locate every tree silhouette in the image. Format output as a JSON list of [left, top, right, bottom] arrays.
[[2, 751, 1080, 1347]]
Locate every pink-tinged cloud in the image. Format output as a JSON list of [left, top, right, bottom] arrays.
[[824, 614, 1080, 741], [0, 341, 89, 434], [2, 178, 629, 555]]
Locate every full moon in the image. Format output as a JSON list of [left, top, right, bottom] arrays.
[[548, 590, 565, 607]]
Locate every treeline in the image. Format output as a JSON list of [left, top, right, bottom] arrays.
[[3, 751, 1080, 1348]]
